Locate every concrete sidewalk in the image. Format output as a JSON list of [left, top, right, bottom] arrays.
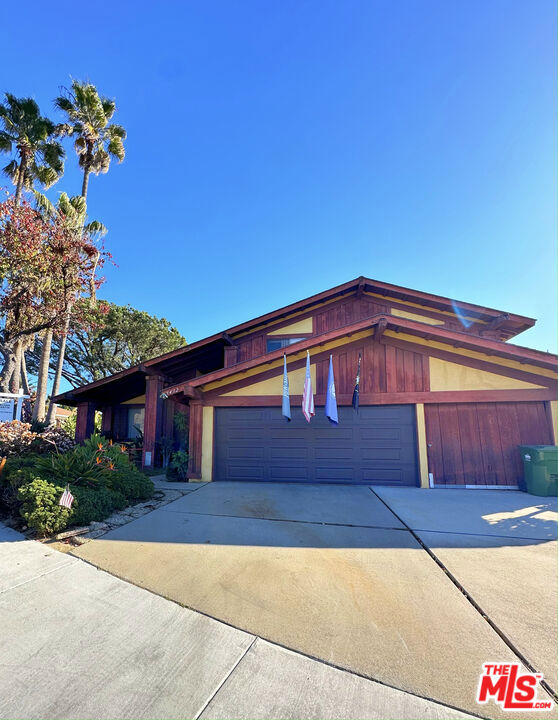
[[0, 523, 474, 720]]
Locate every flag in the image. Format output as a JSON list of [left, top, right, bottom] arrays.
[[302, 350, 315, 423], [352, 353, 361, 410], [325, 354, 338, 425], [282, 354, 291, 422], [59, 484, 74, 509]]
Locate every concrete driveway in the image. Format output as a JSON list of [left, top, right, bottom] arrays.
[[73, 482, 558, 719]]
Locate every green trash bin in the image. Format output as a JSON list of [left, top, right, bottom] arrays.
[[518, 445, 558, 497]]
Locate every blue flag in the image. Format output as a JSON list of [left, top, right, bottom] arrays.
[[282, 354, 291, 421], [325, 354, 338, 425]]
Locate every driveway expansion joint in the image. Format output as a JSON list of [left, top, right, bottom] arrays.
[[369, 488, 558, 702]]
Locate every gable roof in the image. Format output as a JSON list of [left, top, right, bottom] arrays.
[[162, 312, 556, 401], [53, 277, 540, 405]]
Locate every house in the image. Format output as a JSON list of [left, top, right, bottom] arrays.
[[54, 277, 557, 488]]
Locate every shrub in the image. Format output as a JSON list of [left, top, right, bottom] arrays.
[[0, 421, 37, 456], [110, 470, 154, 502], [18, 477, 71, 536], [167, 450, 189, 481], [34, 426, 75, 454], [71, 486, 126, 525], [0, 421, 75, 457]]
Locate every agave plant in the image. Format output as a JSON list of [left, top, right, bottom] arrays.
[[0, 93, 64, 203]]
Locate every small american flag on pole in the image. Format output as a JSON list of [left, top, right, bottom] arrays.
[[59, 485, 74, 509], [302, 350, 315, 423]]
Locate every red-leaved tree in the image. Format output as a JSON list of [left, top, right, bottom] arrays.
[[0, 193, 106, 393]]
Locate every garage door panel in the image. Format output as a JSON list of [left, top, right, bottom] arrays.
[[270, 466, 310, 481], [215, 405, 418, 485]]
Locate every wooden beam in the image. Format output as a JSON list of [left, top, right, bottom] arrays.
[[355, 276, 366, 299], [480, 313, 510, 334], [222, 333, 235, 346], [374, 318, 387, 343]]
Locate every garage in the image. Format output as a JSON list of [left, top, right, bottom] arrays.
[[214, 405, 418, 485]]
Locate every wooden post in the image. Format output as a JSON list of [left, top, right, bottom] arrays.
[[101, 406, 113, 436], [142, 375, 164, 468], [75, 401, 96, 442], [187, 402, 203, 479]]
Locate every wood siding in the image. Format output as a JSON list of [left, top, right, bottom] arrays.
[[425, 401, 553, 486], [315, 340, 429, 395], [233, 293, 506, 366]]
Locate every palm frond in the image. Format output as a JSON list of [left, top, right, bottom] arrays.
[[84, 220, 107, 237], [2, 159, 18, 181], [107, 136, 125, 162], [33, 190, 56, 217], [0, 131, 12, 152], [35, 165, 60, 189]]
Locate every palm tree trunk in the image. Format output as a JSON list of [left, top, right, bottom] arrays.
[[45, 309, 72, 425], [81, 168, 91, 199], [32, 329, 52, 421], [14, 157, 26, 204]]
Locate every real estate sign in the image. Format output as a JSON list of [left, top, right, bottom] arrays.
[[0, 398, 15, 422]]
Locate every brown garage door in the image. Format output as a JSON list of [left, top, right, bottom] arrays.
[[425, 401, 553, 486], [214, 405, 418, 485]]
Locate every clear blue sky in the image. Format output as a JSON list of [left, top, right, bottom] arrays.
[[4, 0, 557, 354]]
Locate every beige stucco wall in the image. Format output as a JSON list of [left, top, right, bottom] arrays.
[[223, 364, 317, 397], [429, 357, 545, 392], [200, 406, 214, 482], [267, 318, 313, 335]]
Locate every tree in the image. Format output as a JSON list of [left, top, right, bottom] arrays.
[[0, 94, 64, 204], [55, 80, 126, 199], [0, 195, 105, 393], [44, 80, 126, 421], [30, 192, 106, 421], [30, 303, 185, 387]]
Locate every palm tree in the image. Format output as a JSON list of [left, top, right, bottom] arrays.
[[31, 191, 106, 422], [0, 93, 65, 204], [55, 80, 126, 200]]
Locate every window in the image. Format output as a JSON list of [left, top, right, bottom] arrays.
[[127, 407, 145, 439], [266, 337, 306, 352]]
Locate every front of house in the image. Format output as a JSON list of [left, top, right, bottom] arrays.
[[54, 277, 558, 488]]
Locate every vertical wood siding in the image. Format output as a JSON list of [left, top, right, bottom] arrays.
[[425, 401, 553, 486]]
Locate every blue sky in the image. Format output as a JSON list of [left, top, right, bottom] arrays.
[[4, 0, 557, 354]]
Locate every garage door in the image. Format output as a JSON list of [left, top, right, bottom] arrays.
[[214, 405, 418, 485]]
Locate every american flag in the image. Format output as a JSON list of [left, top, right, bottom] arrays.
[[59, 485, 74, 509], [302, 351, 315, 423]]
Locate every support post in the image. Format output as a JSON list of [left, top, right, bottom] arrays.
[[415, 403, 430, 488], [187, 402, 203, 479], [101, 406, 113, 436], [142, 375, 164, 468], [75, 401, 96, 443]]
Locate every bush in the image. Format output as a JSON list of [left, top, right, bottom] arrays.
[[167, 450, 189, 481], [4, 432, 154, 536], [0, 421, 37, 456], [18, 477, 71, 536], [71, 486, 126, 525], [0, 421, 75, 457]]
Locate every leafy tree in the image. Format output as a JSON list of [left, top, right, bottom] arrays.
[[0, 94, 64, 204], [30, 303, 185, 387], [55, 80, 126, 199], [0, 195, 105, 392], [30, 191, 106, 421], [45, 80, 126, 421]]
